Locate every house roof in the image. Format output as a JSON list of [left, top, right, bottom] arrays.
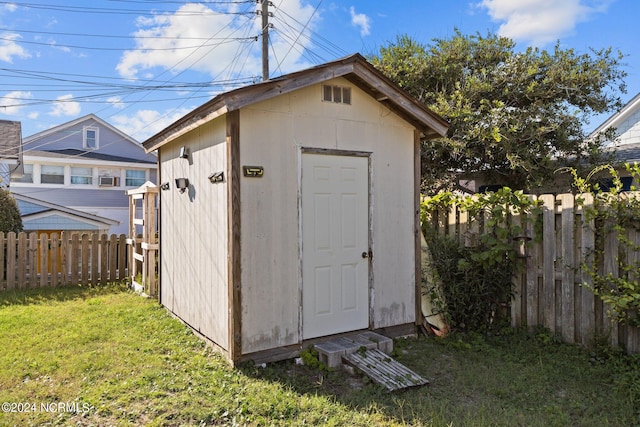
[[588, 92, 640, 139], [23, 113, 142, 147], [0, 119, 22, 162], [143, 53, 449, 153], [12, 192, 119, 226], [606, 142, 640, 163], [25, 148, 156, 164]]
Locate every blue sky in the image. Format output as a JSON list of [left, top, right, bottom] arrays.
[[0, 0, 638, 141]]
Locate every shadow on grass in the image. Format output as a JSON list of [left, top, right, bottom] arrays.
[[0, 282, 130, 307], [238, 332, 640, 427], [238, 343, 436, 426]]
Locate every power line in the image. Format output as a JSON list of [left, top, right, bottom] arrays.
[[1, 1, 253, 16]]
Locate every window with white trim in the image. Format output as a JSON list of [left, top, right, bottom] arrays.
[[83, 127, 99, 149], [125, 169, 146, 187], [71, 166, 93, 185], [41, 165, 64, 184]]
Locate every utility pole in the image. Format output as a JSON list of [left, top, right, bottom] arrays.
[[260, 0, 270, 81]]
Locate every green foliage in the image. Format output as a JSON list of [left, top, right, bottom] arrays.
[[0, 188, 22, 233], [299, 346, 328, 371], [569, 164, 640, 327], [421, 188, 541, 332], [369, 31, 627, 193]]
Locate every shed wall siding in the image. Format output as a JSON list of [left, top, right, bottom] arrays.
[[159, 119, 229, 350], [239, 78, 416, 354]]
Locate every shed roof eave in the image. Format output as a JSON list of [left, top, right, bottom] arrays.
[[143, 105, 228, 153], [142, 53, 449, 152]]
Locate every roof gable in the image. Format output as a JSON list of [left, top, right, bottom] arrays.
[[143, 54, 449, 152], [589, 92, 640, 140], [22, 113, 156, 164], [24, 113, 139, 145]]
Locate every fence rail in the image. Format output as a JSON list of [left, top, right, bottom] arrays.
[[0, 231, 128, 290], [425, 192, 640, 354]]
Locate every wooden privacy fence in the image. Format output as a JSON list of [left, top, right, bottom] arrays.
[[0, 231, 128, 290], [425, 192, 640, 354]]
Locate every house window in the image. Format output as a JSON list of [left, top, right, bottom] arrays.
[[125, 169, 146, 187], [71, 167, 93, 185], [322, 84, 351, 105], [11, 164, 33, 183], [41, 165, 64, 184], [84, 127, 99, 149]]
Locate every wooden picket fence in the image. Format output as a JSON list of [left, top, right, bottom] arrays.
[[424, 192, 640, 354], [0, 231, 128, 290]]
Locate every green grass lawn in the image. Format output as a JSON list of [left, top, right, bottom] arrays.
[[0, 284, 638, 426]]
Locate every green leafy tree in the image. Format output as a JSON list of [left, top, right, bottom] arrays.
[[0, 187, 23, 233], [369, 31, 627, 193]]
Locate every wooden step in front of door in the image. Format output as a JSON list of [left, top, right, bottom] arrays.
[[342, 348, 429, 392]]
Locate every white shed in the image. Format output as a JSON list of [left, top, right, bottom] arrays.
[[142, 54, 448, 364]]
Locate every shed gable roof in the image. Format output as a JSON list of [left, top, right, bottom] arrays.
[[143, 53, 449, 153]]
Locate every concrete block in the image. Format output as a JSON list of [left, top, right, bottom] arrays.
[[314, 341, 346, 368], [359, 331, 393, 354]]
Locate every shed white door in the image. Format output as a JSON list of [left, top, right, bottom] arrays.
[[302, 153, 369, 339]]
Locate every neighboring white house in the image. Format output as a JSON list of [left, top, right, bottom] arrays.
[[585, 92, 640, 190], [9, 114, 157, 234], [142, 53, 449, 365]]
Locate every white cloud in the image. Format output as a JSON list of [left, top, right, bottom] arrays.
[[111, 107, 194, 142], [349, 6, 370, 36], [0, 33, 31, 63], [116, 1, 319, 80], [3, 3, 17, 12], [49, 94, 81, 117], [0, 90, 32, 115], [107, 96, 125, 109], [478, 0, 613, 45]]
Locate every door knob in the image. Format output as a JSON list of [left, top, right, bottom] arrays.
[[362, 251, 369, 259]]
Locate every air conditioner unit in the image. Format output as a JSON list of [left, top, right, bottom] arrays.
[[98, 176, 115, 186]]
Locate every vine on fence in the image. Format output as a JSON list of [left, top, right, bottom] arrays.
[[569, 163, 640, 327], [421, 188, 541, 332]]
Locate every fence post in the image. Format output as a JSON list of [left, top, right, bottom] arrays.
[[60, 231, 69, 285], [51, 233, 60, 287], [17, 232, 27, 289], [118, 234, 127, 280], [0, 232, 4, 289], [511, 213, 524, 328], [39, 233, 47, 287], [81, 234, 89, 286], [579, 193, 595, 347], [28, 232, 37, 288], [540, 194, 556, 334], [100, 234, 108, 286], [70, 233, 79, 285], [109, 234, 117, 282], [525, 195, 539, 328], [91, 233, 99, 286], [7, 232, 16, 290]]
